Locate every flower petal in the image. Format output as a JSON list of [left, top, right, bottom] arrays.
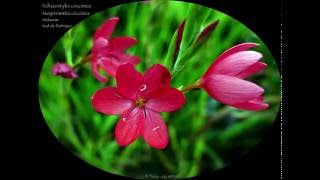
[[232, 97, 269, 111], [98, 54, 140, 77], [99, 57, 121, 77], [109, 37, 138, 52], [204, 43, 259, 77], [146, 87, 185, 112], [115, 108, 143, 146], [236, 62, 267, 79], [91, 87, 133, 115], [90, 59, 108, 83], [144, 64, 171, 86], [92, 37, 110, 54], [52, 62, 78, 79], [140, 64, 171, 99], [202, 74, 264, 105], [116, 63, 143, 100], [94, 17, 119, 40], [142, 110, 169, 149], [127, 55, 140, 64], [110, 52, 140, 64], [69, 71, 78, 79], [209, 51, 263, 76]]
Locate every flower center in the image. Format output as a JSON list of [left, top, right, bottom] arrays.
[[135, 98, 145, 107]]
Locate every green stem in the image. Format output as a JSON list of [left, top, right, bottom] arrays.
[[190, 107, 231, 140], [180, 80, 202, 94], [204, 144, 224, 169], [172, 48, 193, 77], [73, 55, 90, 69], [155, 151, 177, 173]]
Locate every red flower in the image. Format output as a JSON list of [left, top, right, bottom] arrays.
[[90, 17, 140, 83], [52, 62, 78, 79], [200, 43, 269, 111], [92, 63, 185, 149]]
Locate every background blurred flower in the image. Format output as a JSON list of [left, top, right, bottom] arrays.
[[91, 17, 140, 83], [201, 43, 268, 111], [92, 63, 185, 149], [51, 62, 78, 79]]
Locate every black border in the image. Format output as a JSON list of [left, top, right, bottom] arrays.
[[11, 0, 288, 179]]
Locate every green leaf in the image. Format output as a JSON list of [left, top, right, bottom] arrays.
[[163, 28, 178, 70], [194, 20, 219, 45], [180, 5, 203, 50], [172, 7, 214, 77], [63, 30, 74, 65], [174, 19, 186, 61], [163, 19, 186, 71]]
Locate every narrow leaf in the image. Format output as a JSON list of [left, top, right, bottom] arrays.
[[163, 30, 177, 70], [174, 19, 186, 60], [195, 19, 219, 44], [164, 19, 186, 71]]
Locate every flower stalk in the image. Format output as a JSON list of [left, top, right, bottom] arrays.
[[180, 80, 202, 93], [73, 55, 90, 69]]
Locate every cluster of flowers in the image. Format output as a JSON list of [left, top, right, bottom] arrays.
[[52, 17, 268, 149]]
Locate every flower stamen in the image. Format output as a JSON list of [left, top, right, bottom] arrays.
[[135, 98, 145, 107]]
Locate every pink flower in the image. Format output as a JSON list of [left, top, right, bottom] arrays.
[[200, 43, 269, 111], [52, 62, 78, 79], [90, 17, 140, 83], [91, 63, 185, 149]]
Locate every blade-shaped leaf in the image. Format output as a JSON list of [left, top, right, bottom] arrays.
[[180, 5, 209, 50], [174, 19, 186, 60], [63, 30, 75, 66], [172, 6, 212, 76], [163, 30, 178, 70], [164, 19, 186, 70], [195, 20, 219, 44]]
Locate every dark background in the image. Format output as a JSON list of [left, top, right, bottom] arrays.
[[5, 0, 288, 179]]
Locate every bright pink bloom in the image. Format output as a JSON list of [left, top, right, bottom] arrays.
[[200, 43, 269, 111], [52, 62, 78, 79], [90, 17, 140, 83], [91, 63, 185, 149]]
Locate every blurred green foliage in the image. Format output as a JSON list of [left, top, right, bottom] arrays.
[[39, 0, 280, 178]]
